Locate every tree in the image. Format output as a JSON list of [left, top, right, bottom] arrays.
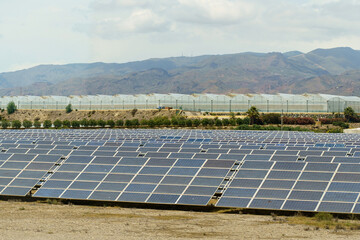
[[125, 119, 132, 127], [131, 119, 140, 126], [171, 118, 179, 126], [344, 107, 358, 122], [115, 119, 124, 127], [193, 119, 201, 127], [65, 104, 73, 113], [89, 119, 97, 127], [131, 108, 138, 117], [97, 119, 106, 127], [215, 119, 222, 126], [34, 121, 41, 128], [53, 119, 62, 129], [148, 119, 155, 128], [63, 120, 71, 128], [23, 120, 33, 128], [222, 118, 230, 126], [107, 120, 115, 128], [12, 120, 22, 129], [140, 119, 148, 126], [43, 120, 52, 128], [71, 120, 80, 128], [7, 101, 17, 114], [185, 119, 193, 127], [1, 120, 10, 129], [236, 118, 243, 125], [246, 106, 260, 125], [201, 118, 210, 126], [80, 118, 89, 127]]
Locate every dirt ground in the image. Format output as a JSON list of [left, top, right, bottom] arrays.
[[1, 109, 177, 123], [0, 200, 358, 240]]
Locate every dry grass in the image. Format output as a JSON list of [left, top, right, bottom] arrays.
[[283, 215, 360, 231]]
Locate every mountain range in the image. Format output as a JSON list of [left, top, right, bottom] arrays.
[[1, 47, 360, 96]]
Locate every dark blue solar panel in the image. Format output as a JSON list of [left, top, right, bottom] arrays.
[[216, 197, 250, 208], [147, 194, 180, 204], [317, 202, 353, 213], [282, 200, 318, 211], [177, 195, 211, 205]]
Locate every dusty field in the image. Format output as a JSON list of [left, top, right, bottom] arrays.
[[0, 200, 358, 240], [1, 109, 177, 122]]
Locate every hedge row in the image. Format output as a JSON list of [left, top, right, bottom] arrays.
[[0, 116, 349, 129], [236, 124, 311, 131], [1, 117, 252, 129], [319, 118, 346, 124]]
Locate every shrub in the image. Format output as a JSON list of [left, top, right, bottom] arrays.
[[344, 107, 359, 122], [178, 118, 186, 127], [23, 120, 32, 128], [115, 119, 124, 127], [33, 121, 41, 128], [140, 119, 148, 126], [131, 108, 138, 117], [53, 119, 62, 129], [185, 119, 193, 127], [131, 119, 140, 126], [333, 121, 349, 129], [229, 118, 236, 126], [327, 128, 343, 133], [283, 117, 315, 125], [201, 118, 210, 126], [222, 118, 230, 126], [97, 119, 106, 127], [125, 119, 132, 127], [107, 120, 115, 128], [148, 119, 155, 128], [237, 124, 251, 130], [171, 118, 179, 126], [193, 119, 201, 127], [12, 120, 22, 129], [43, 120, 52, 128], [208, 119, 215, 126], [315, 212, 333, 222], [1, 120, 10, 129], [242, 117, 250, 125], [80, 118, 89, 127], [62, 120, 71, 128], [246, 106, 260, 125], [163, 118, 171, 126], [153, 117, 167, 126], [215, 119, 222, 126], [319, 118, 346, 124], [89, 119, 97, 127], [7, 101, 17, 114], [65, 104, 73, 113], [262, 113, 281, 124], [71, 120, 80, 128]]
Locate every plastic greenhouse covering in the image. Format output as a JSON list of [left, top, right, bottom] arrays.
[[0, 93, 360, 113]]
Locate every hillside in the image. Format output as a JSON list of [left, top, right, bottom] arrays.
[[0, 47, 360, 96]]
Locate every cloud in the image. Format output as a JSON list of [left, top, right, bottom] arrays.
[[173, 0, 258, 25], [79, 9, 170, 39]]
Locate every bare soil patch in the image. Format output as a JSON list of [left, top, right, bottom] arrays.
[[1, 109, 177, 123], [0, 200, 358, 240]]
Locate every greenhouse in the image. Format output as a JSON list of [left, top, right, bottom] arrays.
[[0, 93, 359, 113]]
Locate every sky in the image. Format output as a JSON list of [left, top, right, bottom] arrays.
[[0, 0, 360, 72]]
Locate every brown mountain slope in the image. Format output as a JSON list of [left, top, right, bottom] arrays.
[[0, 47, 360, 96]]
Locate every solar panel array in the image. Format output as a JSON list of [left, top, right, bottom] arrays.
[[2, 129, 360, 213]]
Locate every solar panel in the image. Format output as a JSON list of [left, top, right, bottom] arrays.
[[2, 128, 360, 213]]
